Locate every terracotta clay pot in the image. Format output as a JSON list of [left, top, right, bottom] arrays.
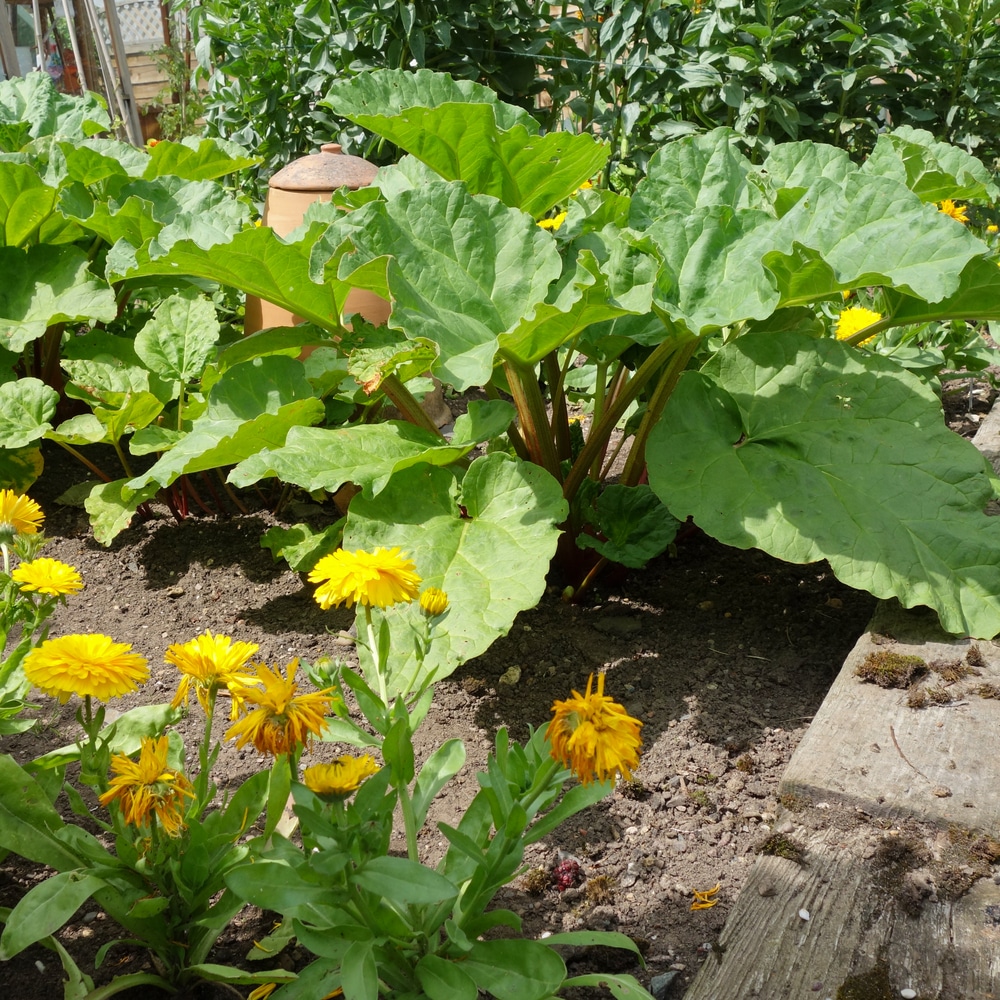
[[244, 143, 390, 332]]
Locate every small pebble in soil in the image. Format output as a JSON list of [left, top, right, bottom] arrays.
[[798, 908, 810, 920], [900, 991, 917, 999]]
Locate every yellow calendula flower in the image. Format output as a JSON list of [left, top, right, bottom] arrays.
[[546, 673, 642, 785], [100, 735, 194, 837], [303, 754, 380, 798], [987, 224, 998, 235], [419, 587, 449, 617], [166, 630, 260, 719], [12, 557, 84, 597], [537, 210, 568, 232], [225, 659, 337, 757], [834, 305, 882, 346], [937, 198, 969, 224], [249, 985, 341, 1000], [24, 634, 148, 704], [0, 489, 43, 542], [308, 547, 421, 611]]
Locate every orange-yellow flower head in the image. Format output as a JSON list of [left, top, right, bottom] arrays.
[[99, 735, 194, 837], [937, 198, 969, 224], [12, 557, 83, 597], [24, 634, 149, 704], [419, 587, 449, 617], [546, 673, 642, 785], [0, 490, 43, 543], [166, 630, 260, 719], [537, 210, 568, 232], [308, 547, 421, 611], [834, 306, 882, 346], [224, 659, 337, 757], [303, 754, 381, 799]]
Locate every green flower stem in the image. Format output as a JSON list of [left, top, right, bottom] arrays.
[[398, 779, 420, 863], [562, 332, 694, 501], [1, 542, 9, 577], [362, 605, 389, 706], [195, 691, 216, 809]]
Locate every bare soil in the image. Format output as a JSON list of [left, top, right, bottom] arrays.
[[0, 380, 992, 998]]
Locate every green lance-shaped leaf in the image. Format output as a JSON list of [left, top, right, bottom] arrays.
[[118, 223, 352, 331], [126, 355, 325, 493], [647, 331, 1000, 638], [134, 288, 221, 383], [0, 376, 58, 448], [335, 183, 561, 390], [344, 454, 568, 692], [461, 938, 566, 1000], [861, 125, 1000, 203], [229, 421, 473, 496], [0, 870, 105, 959], [353, 856, 458, 905], [0, 245, 116, 352], [142, 136, 259, 181], [416, 954, 478, 1000], [325, 69, 607, 218]]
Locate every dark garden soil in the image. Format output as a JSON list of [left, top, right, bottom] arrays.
[[0, 379, 994, 999]]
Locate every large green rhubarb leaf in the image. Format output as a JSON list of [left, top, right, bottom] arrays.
[[345, 454, 567, 692], [118, 224, 351, 330], [324, 69, 607, 218], [229, 422, 473, 495], [647, 331, 1000, 637], [0, 246, 116, 352], [0, 72, 108, 144], [0, 377, 58, 448], [335, 183, 561, 389], [142, 136, 258, 181], [125, 356, 324, 493]]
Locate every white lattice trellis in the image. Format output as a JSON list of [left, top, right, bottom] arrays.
[[95, 0, 164, 48]]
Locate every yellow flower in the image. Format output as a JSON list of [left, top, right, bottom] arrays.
[[546, 673, 642, 785], [99, 736, 194, 837], [987, 224, 998, 234], [12, 558, 83, 597], [225, 659, 337, 757], [308, 547, 421, 611], [303, 754, 380, 798], [537, 210, 568, 232], [834, 305, 882, 346], [419, 587, 449, 617], [166, 630, 260, 719], [937, 198, 969, 224], [0, 490, 43, 541], [691, 882, 721, 911], [249, 986, 341, 1000], [24, 634, 148, 704]]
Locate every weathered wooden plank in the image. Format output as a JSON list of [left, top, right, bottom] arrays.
[[779, 602, 1000, 832], [685, 804, 1000, 999], [686, 400, 1000, 998]]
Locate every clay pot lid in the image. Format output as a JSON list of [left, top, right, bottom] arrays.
[[267, 143, 378, 192]]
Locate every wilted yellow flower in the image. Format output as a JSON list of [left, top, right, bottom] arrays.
[[308, 547, 421, 610], [691, 882, 721, 911], [303, 754, 380, 798], [419, 587, 449, 617], [0, 490, 43, 541], [537, 210, 568, 232], [12, 557, 83, 597], [166, 630, 260, 719], [24, 634, 149, 704], [249, 985, 341, 1000], [834, 305, 882, 346], [99, 735, 194, 837], [937, 198, 969, 224], [225, 659, 337, 757], [546, 673, 642, 785]]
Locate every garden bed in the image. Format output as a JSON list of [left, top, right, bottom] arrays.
[[0, 376, 994, 998]]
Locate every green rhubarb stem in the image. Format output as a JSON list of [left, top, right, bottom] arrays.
[[544, 352, 571, 462], [504, 360, 562, 481], [562, 334, 691, 501], [379, 373, 444, 437], [620, 336, 699, 486], [54, 442, 113, 483]]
